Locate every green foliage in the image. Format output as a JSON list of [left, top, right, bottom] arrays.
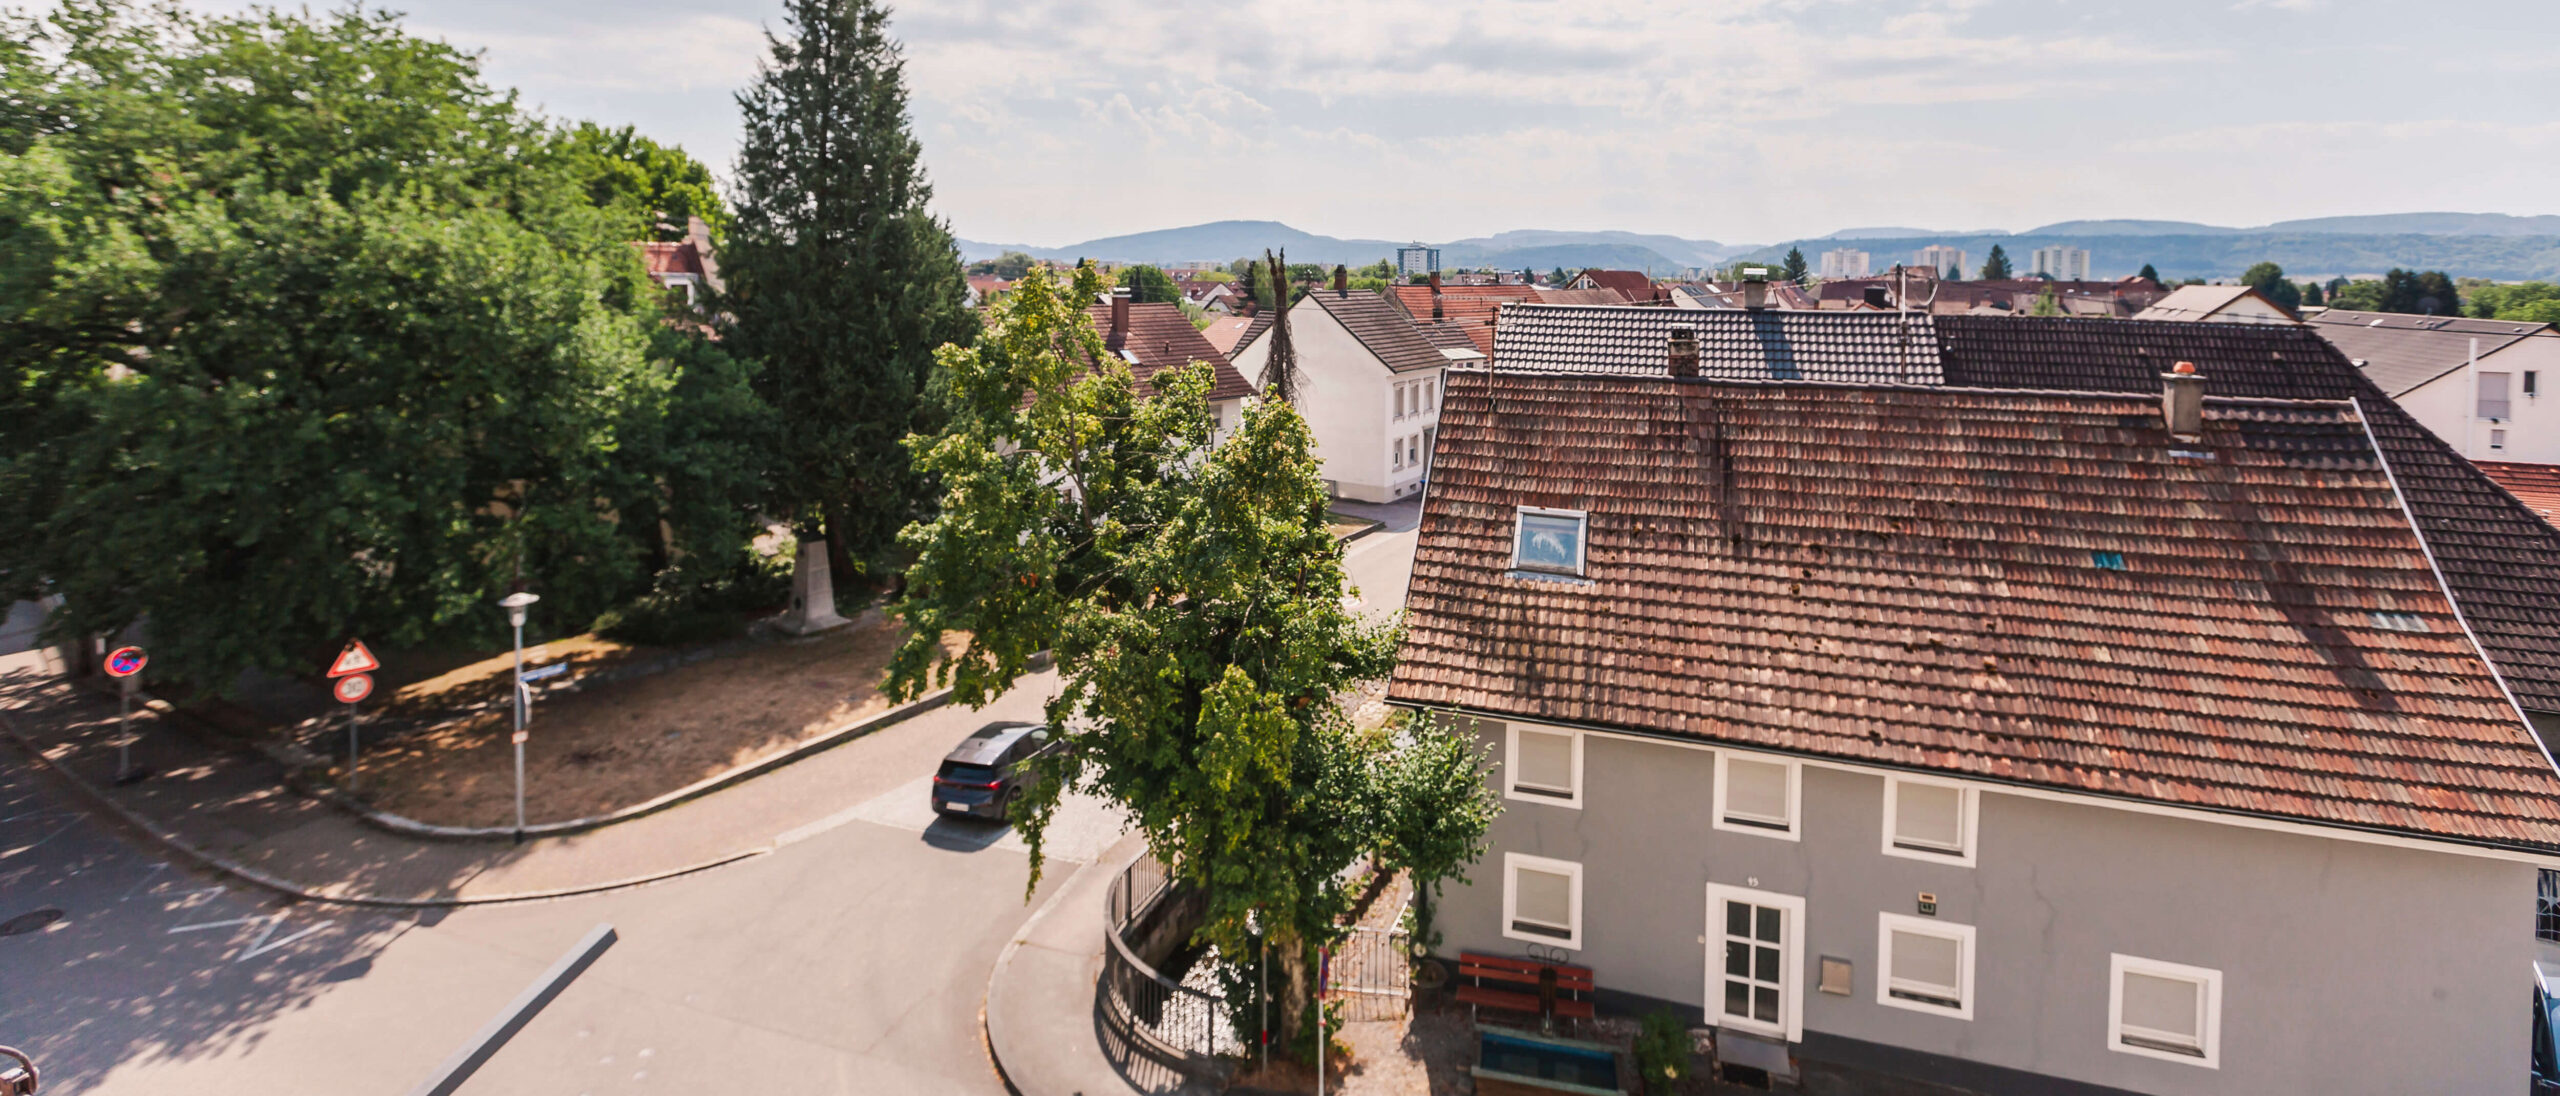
[[2329, 268, 2463, 315], [1550, 266, 1567, 285], [2302, 279, 2324, 306], [2470, 282, 2560, 320], [0, 1, 766, 690], [1634, 1011, 1694, 1089], [723, 0, 973, 575], [891, 264, 1485, 1038], [968, 250, 1037, 278], [1118, 263, 1180, 304], [1356, 258, 1394, 281], [2031, 282, 2062, 316], [558, 121, 726, 242], [1978, 245, 2012, 281], [592, 547, 791, 647], [1781, 247, 1808, 283], [2137, 262, 2160, 283], [2241, 261, 2302, 312]]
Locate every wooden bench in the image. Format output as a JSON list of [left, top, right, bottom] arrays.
[[1457, 951, 1597, 1025]]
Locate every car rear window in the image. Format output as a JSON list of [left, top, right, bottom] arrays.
[[939, 762, 999, 784]]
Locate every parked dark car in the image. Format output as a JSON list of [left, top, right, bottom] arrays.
[[931, 721, 1055, 823]]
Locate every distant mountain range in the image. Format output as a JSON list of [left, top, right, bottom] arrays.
[[959, 212, 2560, 282]]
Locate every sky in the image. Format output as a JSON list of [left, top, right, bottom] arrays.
[[169, 0, 2560, 248]]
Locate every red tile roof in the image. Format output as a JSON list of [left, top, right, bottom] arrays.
[[1084, 302, 1257, 402], [1390, 371, 2560, 851], [2475, 461, 2560, 531], [1570, 269, 1657, 301], [640, 240, 704, 277]]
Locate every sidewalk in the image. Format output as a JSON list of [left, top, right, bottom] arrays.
[[0, 656, 1061, 906], [986, 832, 1222, 1096]]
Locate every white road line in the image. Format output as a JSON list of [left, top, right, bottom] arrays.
[[237, 922, 329, 961], [168, 916, 266, 935], [119, 862, 167, 902]]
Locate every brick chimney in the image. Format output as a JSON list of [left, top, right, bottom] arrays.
[[1668, 327, 1700, 379], [2162, 360, 2203, 441], [1429, 271, 1444, 320], [1109, 286, 1131, 349], [1333, 265, 1348, 295]]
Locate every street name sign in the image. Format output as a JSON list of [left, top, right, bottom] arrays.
[[520, 662, 568, 683]]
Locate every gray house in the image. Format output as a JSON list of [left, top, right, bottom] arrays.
[[1387, 309, 2560, 1094]]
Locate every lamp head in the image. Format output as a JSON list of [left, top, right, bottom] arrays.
[[498, 591, 539, 628]]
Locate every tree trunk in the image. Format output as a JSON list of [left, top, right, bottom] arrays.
[[1276, 937, 1316, 1048]]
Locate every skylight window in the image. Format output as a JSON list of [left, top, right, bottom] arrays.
[[1512, 508, 1587, 575], [2091, 551, 2127, 571], [2372, 611, 2429, 633]]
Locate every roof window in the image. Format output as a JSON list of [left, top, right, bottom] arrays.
[[1512, 508, 1587, 576], [2371, 611, 2429, 633], [2091, 551, 2127, 571]]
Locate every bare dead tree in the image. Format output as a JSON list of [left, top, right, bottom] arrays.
[[1261, 248, 1298, 405]]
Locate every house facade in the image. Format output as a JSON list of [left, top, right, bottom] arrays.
[[1391, 306, 2560, 1094], [2131, 284, 2297, 324], [1084, 290, 1257, 448], [1395, 368, 2560, 1095], [1226, 278, 1448, 502], [2309, 309, 2560, 463]]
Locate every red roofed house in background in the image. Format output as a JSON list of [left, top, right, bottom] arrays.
[[1084, 288, 1257, 447], [1564, 268, 1658, 302], [1393, 305, 2560, 1094], [638, 216, 722, 308], [1384, 272, 1532, 357]]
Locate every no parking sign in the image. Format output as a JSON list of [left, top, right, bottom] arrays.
[[104, 646, 146, 678]]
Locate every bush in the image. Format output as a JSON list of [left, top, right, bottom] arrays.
[[591, 552, 791, 647], [1633, 1010, 1693, 1092]]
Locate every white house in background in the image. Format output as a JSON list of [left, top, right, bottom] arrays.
[[2131, 284, 2299, 325], [1228, 274, 1450, 502], [2309, 309, 2560, 463], [1912, 244, 1967, 277], [1820, 249, 1871, 279], [2031, 245, 2091, 281]]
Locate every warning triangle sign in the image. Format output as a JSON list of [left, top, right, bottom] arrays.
[[327, 639, 381, 678]]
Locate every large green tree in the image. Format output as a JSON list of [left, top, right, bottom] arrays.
[[2330, 269, 2463, 315], [1118, 263, 1181, 304], [888, 263, 1492, 1049], [560, 122, 728, 242], [2241, 261, 2303, 313], [1781, 246, 1809, 283], [722, 0, 972, 587], [0, 2, 766, 689], [1979, 244, 2012, 280]]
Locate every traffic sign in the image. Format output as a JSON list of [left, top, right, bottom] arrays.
[[521, 662, 568, 683], [104, 646, 147, 679], [511, 730, 528, 745], [332, 673, 374, 704], [327, 639, 380, 678]]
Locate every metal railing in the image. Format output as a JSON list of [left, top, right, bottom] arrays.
[[1100, 853, 1235, 1068]]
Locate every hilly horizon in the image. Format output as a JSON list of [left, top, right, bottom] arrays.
[[959, 211, 2560, 282]]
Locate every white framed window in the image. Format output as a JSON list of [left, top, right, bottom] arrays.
[[1713, 753, 1801, 840], [1425, 378, 1437, 411], [2493, 428, 2508, 450], [2108, 954, 2221, 1068], [1882, 775, 1977, 866], [1876, 913, 1974, 1020], [1392, 440, 1404, 470], [1408, 435, 1420, 468], [2481, 371, 2513, 421], [1504, 724, 1582, 807], [1395, 384, 1408, 419], [1512, 507, 1587, 575], [1707, 883, 1804, 1042], [1503, 853, 1582, 949]]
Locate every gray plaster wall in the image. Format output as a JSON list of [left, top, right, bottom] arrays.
[[1435, 719, 2553, 1095]]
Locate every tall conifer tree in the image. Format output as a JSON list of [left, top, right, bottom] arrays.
[[725, 0, 970, 591]]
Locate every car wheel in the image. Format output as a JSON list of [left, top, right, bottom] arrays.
[[995, 788, 1016, 825]]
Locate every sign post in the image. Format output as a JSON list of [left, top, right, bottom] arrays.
[[332, 671, 374, 791], [497, 592, 541, 842], [326, 641, 380, 793], [103, 646, 147, 785]]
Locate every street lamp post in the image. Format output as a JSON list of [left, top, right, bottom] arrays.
[[498, 591, 540, 842]]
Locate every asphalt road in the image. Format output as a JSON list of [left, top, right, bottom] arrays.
[[0, 505, 1424, 1095]]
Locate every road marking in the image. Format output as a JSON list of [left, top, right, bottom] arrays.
[[237, 920, 330, 961], [118, 862, 167, 902], [169, 916, 266, 934]]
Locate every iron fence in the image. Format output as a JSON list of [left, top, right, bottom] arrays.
[[1325, 922, 1413, 1021], [1100, 853, 1237, 1068]]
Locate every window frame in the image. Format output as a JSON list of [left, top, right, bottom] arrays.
[[2107, 953, 2222, 1069], [1881, 774, 1979, 867], [1713, 752, 1803, 841], [1875, 913, 1975, 1020], [1510, 506, 1589, 576], [2481, 370, 2514, 422], [1705, 883, 1805, 1043], [1502, 853, 1584, 950], [1504, 724, 1584, 808], [2537, 869, 2560, 943]]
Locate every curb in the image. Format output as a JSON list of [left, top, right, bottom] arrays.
[[0, 711, 770, 909], [1336, 519, 1387, 545], [293, 685, 957, 841], [982, 830, 1150, 1096]]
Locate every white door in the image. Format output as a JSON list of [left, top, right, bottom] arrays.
[[1707, 883, 1804, 1042]]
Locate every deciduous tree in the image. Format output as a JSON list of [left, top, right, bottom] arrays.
[[889, 264, 1492, 1050], [2241, 261, 2303, 313]]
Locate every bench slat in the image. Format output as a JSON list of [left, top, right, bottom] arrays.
[[1456, 984, 1597, 1019]]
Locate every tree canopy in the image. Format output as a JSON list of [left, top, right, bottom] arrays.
[[1781, 247, 1809, 283], [559, 122, 727, 242], [888, 263, 1493, 1046], [968, 250, 1037, 279], [1118, 263, 1180, 304], [1978, 245, 2012, 281], [0, 1, 770, 689], [2328, 269, 2463, 315], [2241, 261, 2303, 313], [2137, 262, 2160, 283], [722, 0, 973, 580], [2469, 282, 2560, 323]]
